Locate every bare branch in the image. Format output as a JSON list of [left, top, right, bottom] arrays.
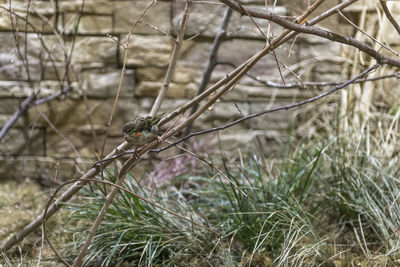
[[150, 1, 192, 116], [43, 177, 220, 265], [218, 61, 400, 88], [0, 0, 344, 252], [338, 10, 399, 56], [380, 0, 400, 37], [153, 63, 380, 153], [183, 6, 233, 138], [73, 1, 157, 265], [219, 0, 400, 67]]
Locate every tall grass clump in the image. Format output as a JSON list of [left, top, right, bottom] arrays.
[[67, 171, 222, 266], [319, 119, 400, 261], [188, 150, 327, 266], [65, 116, 400, 265]]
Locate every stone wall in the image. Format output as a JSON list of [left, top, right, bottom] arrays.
[[0, 0, 348, 181]]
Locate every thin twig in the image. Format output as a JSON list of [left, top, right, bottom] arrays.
[[74, 1, 191, 264], [237, 1, 286, 85], [183, 6, 232, 139], [218, 61, 399, 88], [152, 64, 380, 153], [0, 0, 356, 252], [0, 0, 83, 142], [379, 0, 400, 37], [43, 177, 220, 266], [168, 141, 249, 198], [338, 10, 399, 56], [150, 1, 192, 116], [220, 0, 400, 67], [73, 2, 157, 265]]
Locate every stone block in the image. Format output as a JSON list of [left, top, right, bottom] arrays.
[[173, 2, 286, 39], [0, 99, 20, 114], [113, 1, 171, 34], [63, 14, 113, 34], [0, 57, 78, 82], [136, 67, 166, 82], [80, 68, 135, 98], [0, 32, 43, 62], [135, 81, 196, 98], [27, 98, 148, 128], [68, 36, 118, 64], [122, 35, 173, 67], [59, 0, 113, 14], [298, 41, 341, 60], [249, 102, 295, 130], [39, 35, 117, 64], [0, 155, 91, 181], [45, 126, 124, 158], [188, 101, 250, 131], [178, 40, 212, 69], [136, 65, 200, 84], [217, 39, 298, 80], [187, 125, 287, 157], [0, 2, 55, 33], [0, 114, 24, 128], [0, 81, 62, 98], [0, 128, 45, 156]]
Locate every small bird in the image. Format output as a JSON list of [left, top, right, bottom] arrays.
[[123, 114, 164, 145]]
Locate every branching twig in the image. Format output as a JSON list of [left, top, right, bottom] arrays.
[[73, 2, 157, 265], [0, 0, 371, 253], [150, 1, 192, 116], [183, 6, 232, 138], [220, 0, 400, 67], [338, 10, 399, 56], [379, 0, 400, 37], [0, 0, 83, 142], [74, 1, 192, 265], [43, 177, 220, 266], [218, 62, 399, 88], [153, 63, 380, 153]]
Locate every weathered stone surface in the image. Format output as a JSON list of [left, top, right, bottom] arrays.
[[59, 0, 113, 14], [123, 35, 173, 67], [45, 127, 123, 158], [0, 32, 43, 62], [80, 68, 135, 98], [191, 125, 287, 157], [249, 102, 295, 130], [38, 36, 117, 64], [189, 101, 250, 131], [0, 114, 24, 128], [136, 65, 200, 84], [0, 2, 55, 33], [69, 36, 118, 64], [135, 81, 197, 98], [0, 57, 78, 82], [0, 128, 45, 156], [0, 155, 90, 181], [0, 99, 20, 114], [27, 98, 154, 129], [113, 1, 171, 34], [0, 81, 62, 98], [173, 2, 286, 39], [298, 42, 341, 60], [178, 40, 212, 68], [217, 39, 297, 79], [63, 14, 113, 34], [219, 83, 310, 102]]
